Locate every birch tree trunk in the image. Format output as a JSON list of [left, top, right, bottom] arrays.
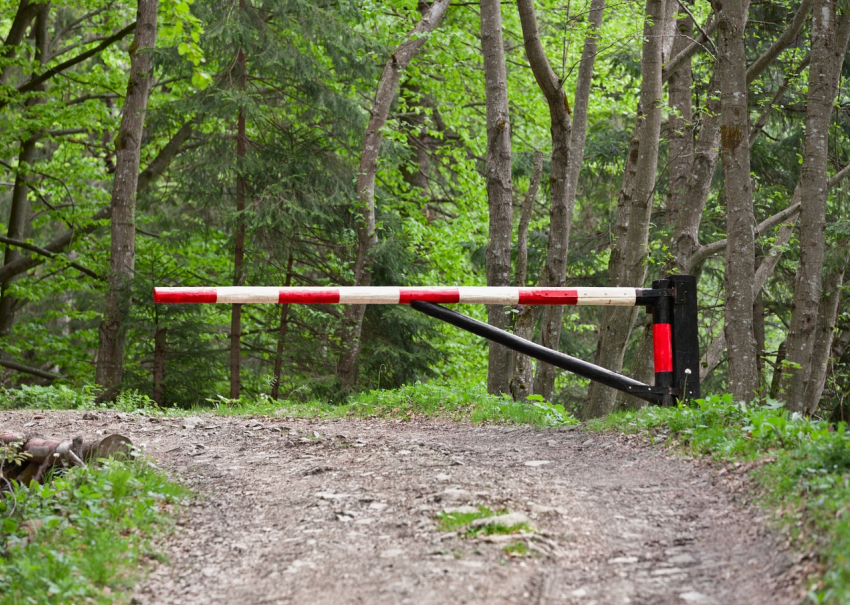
[[95, 0, 158, 401], [479, 0, 514, 395], [583, 0, 667, 419], [531, 0, 607, 401], [337, 0, 451, 388], [780, 7, 850, 412]]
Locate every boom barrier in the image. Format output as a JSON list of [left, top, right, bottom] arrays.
[[153, 274, 700, 405]]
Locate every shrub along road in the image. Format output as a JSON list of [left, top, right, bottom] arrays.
[[1, 410, 804, 604]]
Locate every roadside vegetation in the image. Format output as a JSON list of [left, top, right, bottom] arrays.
[[0, 456, 187, 605], [590, 394, 850, 604], [0, 381, 576, 428]]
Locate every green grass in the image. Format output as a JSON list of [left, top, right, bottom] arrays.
[[345, 382, 575, 427], [436, 506, 533, 536], [0, 458, 188, 605], [590, 394, 850, 604], [503, 541, 530, 557], [0, 381, 578, 428]]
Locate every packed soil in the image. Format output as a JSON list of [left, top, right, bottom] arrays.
[[1, 410, 809, 605]]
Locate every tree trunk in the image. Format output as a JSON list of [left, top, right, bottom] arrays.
[[230, 47, 247, 401], [532, 0, 607, 401], [0, 2, 48, 336], [780, 8, 850, 412], [583, 0, 668, 420], [337, 0, 451, 388], [152, 327, 167, 405], [753, 286, 766, 390], [510, 150, 544, 401], [0, 138, 37, 336], [715, 0, 758, 402], [479, 0, 514, 395], [804, 251, 848, 414], [0, 0, 37, 86], [95, 0, 159, 401], [666, 10, 693, 228], [769, 339, 787, 401], [271, 252, 294, 400], [617, 7, 693, 410]]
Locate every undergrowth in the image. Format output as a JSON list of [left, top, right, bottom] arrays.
[[435, 506, 532, 536], [0, 381, 577, 428], [0, 458, 188, 605], [590, 394, 850, 604]]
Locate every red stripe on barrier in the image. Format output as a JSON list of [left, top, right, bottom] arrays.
[[518, 289, 579, 305], [653, 323, 673, 373], [399, 287, 460, 304], [278, 288, 340, 304], [154, 287, 217, 303]]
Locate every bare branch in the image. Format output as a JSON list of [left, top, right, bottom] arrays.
[[0, 358, 63, 380]]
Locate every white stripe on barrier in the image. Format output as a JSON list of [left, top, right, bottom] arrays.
[[215, 287, 279, 304], [575, 288, 636, 306], [338, 287, 401, 304], [458, 287, 519, 305]]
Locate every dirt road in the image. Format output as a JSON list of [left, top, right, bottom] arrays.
[[1, 410, 804, 604]]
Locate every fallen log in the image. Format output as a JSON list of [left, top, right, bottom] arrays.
[[0, 432, 133, 487]]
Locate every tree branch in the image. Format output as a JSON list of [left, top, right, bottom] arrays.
[[0, 22, 136, 111], [0, 235, 99, 278], [662, 15, 718, 83], [750, 54, 810, 142], [675, 0, 716, 55], [746, 0, 813, 85], [0, 358, 63, 380]]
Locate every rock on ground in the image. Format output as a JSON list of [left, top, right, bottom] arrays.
[[0, 411, 806, 605]]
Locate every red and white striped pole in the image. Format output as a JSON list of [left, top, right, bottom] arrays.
[[153, 286, 655, 306], [153, 277, 700, 404]]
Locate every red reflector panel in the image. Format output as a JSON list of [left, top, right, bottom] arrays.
[[278, 288, 340, 304], [154, 288, 217, 303], [518, 289, 578, 305], [399, 288, 460, 304], [653, 323, 673, 373]]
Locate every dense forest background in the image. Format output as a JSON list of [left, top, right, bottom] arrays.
[[0, 0, 848, 419]]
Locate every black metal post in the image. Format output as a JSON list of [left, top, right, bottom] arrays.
[[652, 278, 675, 406], [410, 301, 670, 404], [669, 274, 701, 400]]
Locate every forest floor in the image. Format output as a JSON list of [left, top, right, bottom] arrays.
[[0, 410, 808, 605]]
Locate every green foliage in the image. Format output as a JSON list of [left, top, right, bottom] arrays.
[[436, 506, 532, 537], [591, 394, 850, 604], [0, 458, 188, 605], [503, 541, 530, 557], [346, 381, 578, 427], [0, 385, 159, 413], [0, 385, 96, 411]]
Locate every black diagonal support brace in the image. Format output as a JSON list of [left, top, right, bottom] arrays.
[[410, 301, 672, 404]]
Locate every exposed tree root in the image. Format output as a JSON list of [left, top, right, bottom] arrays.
[[0, 432, 132, 489]]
